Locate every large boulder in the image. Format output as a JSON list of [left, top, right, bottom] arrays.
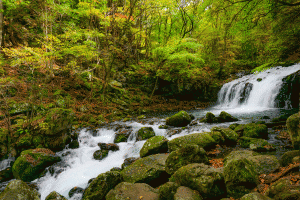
[[280, 150, 300, 167], [106, 182, 159, 200], [120, 154, 170, 187], [137, 127, 155, 141], [286, 112, 300, 149], [140, 136, 168, 158], [243, 123, 268, 139], [170, 163, 226, 199], [241, 192, 272, 200], [174, 186, 202, 200], [168, 132, 217, 152], [265, 177, 300, 200], [158, 182, 180, 200], [165, 144, 209, 175], [210, 127, 239, 145], [0, 179, 40, 200], [223, 150, 280, 198], [82, 171, 123, 200], [165, 111, 192, 127], [45, 191, 67, 200], [12, 148, 61, 182], [218, 111, 238, 123]]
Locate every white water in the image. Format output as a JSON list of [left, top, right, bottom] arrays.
[[215, 65, 300, 113]]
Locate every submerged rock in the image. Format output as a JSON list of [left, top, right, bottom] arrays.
[[45, 191, 67, 200], [12, 148, 61, 182], [120, 154, 170, 187], [137, 127, 155, 141], [93, 150, 109, 160], [98, 143, 119, 151], [165, 144, 209, 175], [0, 179, 40, 200], [69, 186, 84, 198], [165, 110, 192, 127], [106, 182, 159, 200], [82, 171, 123, 200], [170, 163, 226, 199], [140, 136, 168, 158]]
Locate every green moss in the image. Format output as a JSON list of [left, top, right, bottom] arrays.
[[166, 110, 192, 127], [286, 113, 300, 149], [140, 136, 168, 158], [158, 182, 179, 200], [114, 134, 128, 143], [205, 112, 217, 123], [137, 127, 155, 141], [243, 123, 268, 139]]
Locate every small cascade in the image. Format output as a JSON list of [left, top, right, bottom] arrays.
[[216, 65, 300, 111]]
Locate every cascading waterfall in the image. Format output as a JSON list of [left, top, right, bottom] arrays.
[[216, 65, 300, 112]]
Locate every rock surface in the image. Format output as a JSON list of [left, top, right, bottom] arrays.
[[140, 136, 168, 158], [165, 110, 192, 127]]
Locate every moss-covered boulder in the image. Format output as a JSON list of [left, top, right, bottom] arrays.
[[170, 163, 226, 199], [82, 171, 123, 200], [265, 177, 300, 200], [12, 148, 61, 182], [218, 111, 238, 123], [174, 186, 203, 200], [121, 157, 139, 169], [238, 137, 275, 152], [202, 112, 217, 123], [168, 132, 217, 152], [45, 191, 67, 200], [106, 182, 159, 200], [243, 123, 268, 139], [165, 144, 209, 175], [286, 112, 300, 149], [93, 150, 109, 160], [234, 124, 246, 136], [120, 154, 169, 187], [241, 192, 272, 200], [0, 179, 40, 200], [140, 136, 168, 158], [229, 123, 239, 130], [158, 182, 180, 200], [280, 150, 300, 167], [211, 127, 239, 145], [136, 127, 156, 141], [165, 111, 192, 127], [209, 130, 225, 144], [224, 157, 259, 198], [16, 133, 33, 152]]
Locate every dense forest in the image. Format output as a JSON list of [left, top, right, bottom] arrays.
[[1, 0, 300, 132]]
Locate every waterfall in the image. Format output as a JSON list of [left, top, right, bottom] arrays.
[[216, 65, 300, 112]]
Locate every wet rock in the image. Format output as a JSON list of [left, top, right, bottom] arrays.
[[166, 110, 192, 127], [82, 171, 123, 200], [110, 167, 122, 172], [121, 157, 139, 169], [68, 140, 79, 149], [69, 187, 84, 198], [229, 123, 239, 130], [93, 150, 109, 160], [211, 127, 239, 145], [238, 137, 275, 152], [202, 112, 217, 123], [280, 150, 300, 167], [106, 182, 159, 200], [286, 112, 300, 149], [243, 123, 268, 139], [137, 127, 155, 141], [170, 163, 226, 199], [120, 154, 170, 187], [241, 192, 272, 200], [114, 128, 132, 143], [0, 167, 13, 183], [0, 179, 40, 200], [168, 132, 217, 152], [140, 136, 168, 158], [218, 111, 238, 123], [158, 182, 179, 200], [239, 82, 253, 104], [45, 191, 67, 200], [159, 125, 169, 129], [165, 144, 209, 175], [98, 143, 119, 151], [12, 148, 61, 182], [174, 186, 202, 200], [166, 129, 182, 137]]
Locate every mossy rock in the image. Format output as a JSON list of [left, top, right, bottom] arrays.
[[137, 127, 155, 141], [0, 167, 13, 183], [218, 111, 238, 123], [280, 150, 300, 167], [158, 182, 180, 200], [16, 133, 33, 151], [170, 163, 226, 199], [120, 154, 170, 187], [165, 144, 209, 175], [209, 130, 225, 144], [0, 179, 40, 200], [265, 178, 300, 199], [82, 171, 123, 200], [12, 148, 61, 182], [140, 136, 168, 158], [168, 132, 216, 152], [174, 186, 203, 200], [229, 123, 239, 130], [204, 112, 218, 123], [44, 134, 71, 152], [211, 127, 239, 145], [241, 192, 272, 200], [106, 182, 159, 200], [238, 137, 275, 152], [243, 123, 268, 139], [224, 157, 259, 199], [234, 124, 246, 136], [45, 191, 67, 200], [165, 111, 192, 127], [93, 150, 109, 160], [137, 115, 146, 119], [286, 112, 300, 149], [33, 136, 44, 148]]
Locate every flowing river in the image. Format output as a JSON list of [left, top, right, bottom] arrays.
[[1, 65, 300, 199]]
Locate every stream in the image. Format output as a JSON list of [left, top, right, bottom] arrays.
[[1, 65, 300, 199]]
